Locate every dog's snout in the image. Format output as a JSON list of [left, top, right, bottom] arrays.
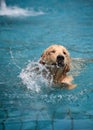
[[56, 55, 65, 67], [57, 55, 64, 61]]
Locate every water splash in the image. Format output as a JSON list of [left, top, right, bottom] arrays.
[[0, 0, 45, 17], [10, 48, 21, 70], [19, 61, 53, 93]]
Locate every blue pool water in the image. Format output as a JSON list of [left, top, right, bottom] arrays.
[[0, 0, 93, 130]]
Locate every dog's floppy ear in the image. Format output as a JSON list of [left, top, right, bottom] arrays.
[[63, 64, 70, 73], [63, 57, 71, 73]]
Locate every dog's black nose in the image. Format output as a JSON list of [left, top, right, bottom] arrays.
[[57, 55, 64, 61], [56, 55, 64, 67]]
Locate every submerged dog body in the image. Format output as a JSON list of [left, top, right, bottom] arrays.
[[39, 44, 76, 89]]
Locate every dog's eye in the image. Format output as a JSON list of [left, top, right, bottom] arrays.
[[63, 51, 66, 55], [50, 50, 56, 53]]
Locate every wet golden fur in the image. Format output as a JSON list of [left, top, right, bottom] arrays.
[[39, 44, 76, 89]]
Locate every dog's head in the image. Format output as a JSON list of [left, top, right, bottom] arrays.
[[39, 45, 71, 73]]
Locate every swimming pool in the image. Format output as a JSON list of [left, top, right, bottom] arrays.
[[0, 0, 93, 130]]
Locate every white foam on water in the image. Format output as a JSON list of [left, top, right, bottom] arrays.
[[0, 0, 45, 17], [19, 61, 53, 93]]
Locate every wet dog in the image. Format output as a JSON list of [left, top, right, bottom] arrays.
[[39, 44, 76, 89]]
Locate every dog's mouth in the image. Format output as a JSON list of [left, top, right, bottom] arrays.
[[39, 60, 65, 68], [57, 61, 65, 67], [39, 54, 65, 68], [52, 61, 65, 68]]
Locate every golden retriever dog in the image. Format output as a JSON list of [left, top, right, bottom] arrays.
[[39, 44, 76, 89]]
